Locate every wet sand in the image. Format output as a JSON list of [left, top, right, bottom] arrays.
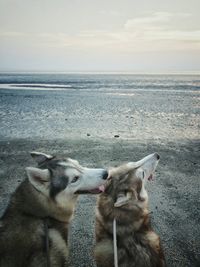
[[0, 86, 199, 266]]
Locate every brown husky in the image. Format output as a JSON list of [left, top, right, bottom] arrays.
[[94, 153, 166, 267], [0, 151, 108, 267]]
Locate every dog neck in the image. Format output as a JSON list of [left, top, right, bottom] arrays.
[[8, 179, 75, 223]]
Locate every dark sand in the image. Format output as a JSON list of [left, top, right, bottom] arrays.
[[0, 87, 199, 266]]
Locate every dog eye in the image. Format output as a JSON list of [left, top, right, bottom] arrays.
[[71, 176, 79, 183], [143, 171, 145, 179]]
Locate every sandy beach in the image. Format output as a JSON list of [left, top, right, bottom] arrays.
[[0, 74, 199, 266]]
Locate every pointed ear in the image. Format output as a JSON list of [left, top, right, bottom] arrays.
[[30, 151, 54, 165], [26, 167, 51, 194], [114, 192, 133, 207]]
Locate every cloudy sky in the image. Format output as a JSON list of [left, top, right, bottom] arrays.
[[0, 0, 200, 72]]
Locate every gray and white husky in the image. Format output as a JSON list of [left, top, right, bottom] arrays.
[[0, 151, 108, 267]]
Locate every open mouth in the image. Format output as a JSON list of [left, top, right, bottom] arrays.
[[75, 185, 105, 194], [147, 174, 153, 181]]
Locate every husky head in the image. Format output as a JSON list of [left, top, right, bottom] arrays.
[[26, 152, 108, 202], [99, 153, 160, 212]]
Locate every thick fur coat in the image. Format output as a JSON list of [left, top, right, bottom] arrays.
[[0, 152, 108, 267], [94, 153, 166, 267]]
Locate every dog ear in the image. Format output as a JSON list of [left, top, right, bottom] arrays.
[[114, 192, 133, 207], [30, 151, 54, 165], [26, 167, 51, 194]]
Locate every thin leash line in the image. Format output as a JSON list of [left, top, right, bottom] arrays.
[[113, 218, 118, 267]]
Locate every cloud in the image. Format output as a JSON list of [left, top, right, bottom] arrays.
[[0, 12, 199, 52], [72, 12, 200, 51], [125, 12, 172, 29], [124, 12, 191, 29], [122, 12, 200, 43]]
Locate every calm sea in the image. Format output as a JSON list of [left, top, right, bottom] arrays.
[[0, 73, 200, 92]]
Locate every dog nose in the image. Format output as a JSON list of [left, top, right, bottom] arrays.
[[155, 153, 160, 160], [102, 170, 108, 180]]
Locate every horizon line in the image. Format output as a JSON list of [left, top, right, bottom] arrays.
[[0, 70, 200, 75]]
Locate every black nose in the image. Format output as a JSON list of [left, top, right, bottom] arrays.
[[155, 153, 160, 160], [102, 170, 108, 180]]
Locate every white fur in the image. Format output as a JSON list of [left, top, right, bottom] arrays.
[[127, 153, 159, 171], [129, 154, 159, 202], [63, 167, 107, 193]]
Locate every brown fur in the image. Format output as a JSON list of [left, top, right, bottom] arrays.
[[0, 178, 71, 267], [94, 161, 166, 267]]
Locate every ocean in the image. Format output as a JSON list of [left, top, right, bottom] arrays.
[[0, 73, 199, 140], [0, 73, 200, 92]]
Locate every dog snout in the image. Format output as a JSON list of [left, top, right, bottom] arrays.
[[102, 170, 108, 180]]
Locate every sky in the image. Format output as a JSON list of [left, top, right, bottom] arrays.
[[0, 0, 200, 73]]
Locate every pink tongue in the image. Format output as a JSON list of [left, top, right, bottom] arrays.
[[148, 174, 153, 181], [99, 185, 105, 192]]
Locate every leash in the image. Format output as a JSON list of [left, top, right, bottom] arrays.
[[44, 218, 51, 267], [113, 218, 118, 267], [44, 216, 118, 267]]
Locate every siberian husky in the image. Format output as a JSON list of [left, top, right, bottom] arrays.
[[0, 151, 108, 267], [94, 153, 166, 267]]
